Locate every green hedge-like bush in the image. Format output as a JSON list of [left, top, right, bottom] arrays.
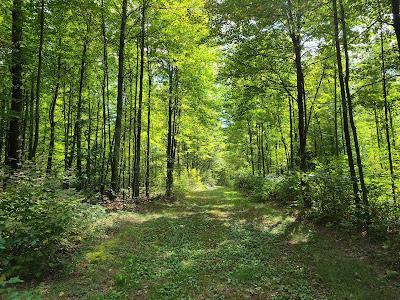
[[235, 164, 355, 224], [0, 176, 105, 280]]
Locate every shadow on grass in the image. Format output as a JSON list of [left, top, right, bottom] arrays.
[[33, 187, 400, 300]]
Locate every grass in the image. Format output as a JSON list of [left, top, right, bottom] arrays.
[[25, 187, 400, 299]]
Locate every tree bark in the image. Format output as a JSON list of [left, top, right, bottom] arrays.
[[247, 120, 255, 176], [332, 0, 361, 207], [132, 3, 146, 198], [339, 0, 369, 212], [6, 0, 24, 169], [145, 47, 152, 198], [30, 0, 45, 160], [111, 0, 128, 194], [100, 0, 110, 194], [392, 0, 400, 55], [287, 0, 307, 172], [288, 96, 294, 168], [380, 19, 396, 202], [166, 67, 175, 199], [73, 27, 89, 180], [334, 67, 339, 156]]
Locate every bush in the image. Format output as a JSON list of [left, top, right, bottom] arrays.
[[235, 163, 355, 224], [0, 175, 105, 280]]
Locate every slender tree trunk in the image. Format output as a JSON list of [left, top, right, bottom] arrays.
[[74, 28, 89, 180], [110, 0, 128, 194], [94, 89, 100, 183], [28, 73, 34, 155], [288, 96, 294, 168], [100, 0, 110, 194], [64, 84, 72, 171], [247, 120, 255, 176], [6, 0, 23, 169], [30, 0, 45, 160], [380, 20, 396, 202], [256, 123, 261, 175], [21, 91, 29, 159], [334, 68, 339, 156], [374, 106, 383, 168], [87, 95, 92, 184], [166, 67, 175, 199], [130, 39, 140, 189], [46, 52, 62, 174], [261, 123, 266, 177], [339, 0, 369, 212], [287, 0, 307, 172], [133, 4, 146, 198], [332, 0, 361, 207], [145, 48, 152, 198]]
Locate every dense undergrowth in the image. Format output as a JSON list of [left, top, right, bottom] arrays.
[[0, 168, 212, 289], [0, 174, 108, 297], [235, 164, 400, 241]]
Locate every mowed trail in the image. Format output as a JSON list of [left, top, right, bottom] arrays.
[[33, 188, 400, 299]]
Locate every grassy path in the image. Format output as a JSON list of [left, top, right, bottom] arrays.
[[33, 188, 399, 299]]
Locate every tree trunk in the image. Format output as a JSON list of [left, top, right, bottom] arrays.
[[247, 120, 255, 176], [145, 47, 152, 198], [334, 67, 339, 156], [74, 28, 89, 180], [392, 0, 400, 55], [339, 0, 369, 212], [166, 67, 175, 199], [21, 90, 29, 159], [64, 84, 72, 172], [288, 97, 294, 168], [287, 0, 307, 172], [261, 123, 266, 177], [332, 0, 361, 207], [132, 4, 146, 198], [30, 0, 45, 160], [6, 0, 23, 169], [46, 52, 61, 174], [380, 19, 396, 202], [100, 0, 110, 195], [110, 0, 128, 194], [28, 73, 34, 156]]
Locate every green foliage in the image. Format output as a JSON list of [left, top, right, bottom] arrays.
[[0, 175, 105, 279], [235, 165, 355, 224]]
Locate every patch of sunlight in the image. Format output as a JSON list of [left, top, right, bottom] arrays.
[[257, 215, 296, 235], [288, 231, 311, 245], [163, 211, 196, 219], [223, 191, 242, 200], [85, 242, 115, 264], [207, 209, 232, 220]]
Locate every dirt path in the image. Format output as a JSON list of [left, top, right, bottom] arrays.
[[32, 188, 400, 299]]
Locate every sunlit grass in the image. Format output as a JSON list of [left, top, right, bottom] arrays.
[[29, 187, 400, 299]]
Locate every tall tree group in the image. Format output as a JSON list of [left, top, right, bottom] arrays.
[[1, 0, 222, 199]]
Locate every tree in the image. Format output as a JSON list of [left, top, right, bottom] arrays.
[[110, 0, 128, 194], [6, 0, 24, 169]]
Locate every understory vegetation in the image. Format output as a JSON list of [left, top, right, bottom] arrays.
[[235, 169, 400, 239], [1, 0, 400, 298]]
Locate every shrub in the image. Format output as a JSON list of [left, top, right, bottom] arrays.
[[235, 164, 356, 224], [0, 176, 105, 280]]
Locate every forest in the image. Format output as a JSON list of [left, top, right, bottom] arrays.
[[0, 0, 400, 298]]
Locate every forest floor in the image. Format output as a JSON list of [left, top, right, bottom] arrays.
[[29, 187, 399, 300]]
